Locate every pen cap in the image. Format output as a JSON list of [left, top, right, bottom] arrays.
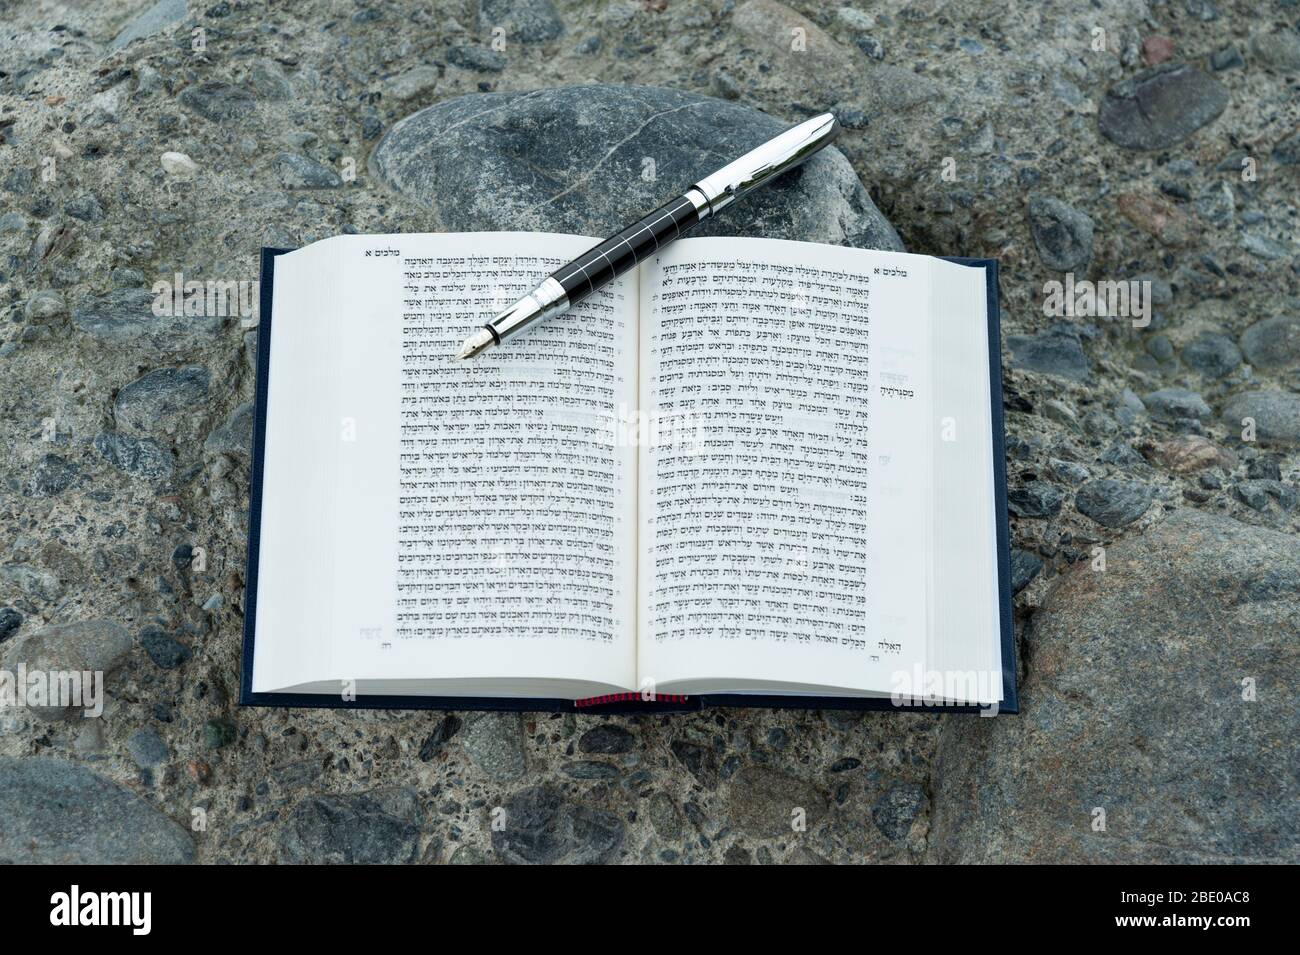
[[690, 112, 840, 217]]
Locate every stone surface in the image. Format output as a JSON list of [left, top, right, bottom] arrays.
[[1221, 391, 1300, 446], [1009, 548, 1044, 594], [72, 288, 223, 353], [492, 785, 624, 863], [1026, 195, 1093, 271], [1098, 64, 1228, 150], [872, 782, 927, 841], [1007, 480, 1064, 519], [478, 0, 564, 44], [1140, 435, 1235, 474], [1240, 315, 1300, 370], [203, 401, 255, 458], [0, 757, 194, 863], [179, 81, 257, 122], [1180, 332, 1241, 379], [109, 0, 188, 51], [274, 153, 342, 189], [94, 432, 174, 483], [1074, 479, 1154, 528], [0, 0, 1294, 867], [114, 366, 210, 435], [731, 0, 861, 94], [278, 787, 422, 863], [0, 619, 131, 719], [1142, 387, 1212, 422], [1007, 325, 1090, 380], [126, 727, 170, 768], [460, 711, 527, 780], [371, 85, 902, 251], [930, 510, 1300, 863], [726, 765, 827, 837]]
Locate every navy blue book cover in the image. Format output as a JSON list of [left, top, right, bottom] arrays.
[[239, 247, 1017, 715]]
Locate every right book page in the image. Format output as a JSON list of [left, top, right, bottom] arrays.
[[636, 237, 1000, 704]]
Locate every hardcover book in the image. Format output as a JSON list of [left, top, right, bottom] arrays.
[[240, 233, 1016, 714]]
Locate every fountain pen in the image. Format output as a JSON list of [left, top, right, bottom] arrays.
[[456, 112, 840, 359]]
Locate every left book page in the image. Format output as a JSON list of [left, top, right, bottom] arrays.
[[251, 232, 640, 699]]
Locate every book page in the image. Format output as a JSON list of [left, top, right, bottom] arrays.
[[636, 237, 933, 696], [253, 232, 639, 695]]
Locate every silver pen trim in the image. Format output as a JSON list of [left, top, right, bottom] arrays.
[[691, 112, 839, 216], [456, 277, 570, 358]]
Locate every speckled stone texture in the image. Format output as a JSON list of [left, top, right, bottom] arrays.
[[930, 510, 1299, 863], [0, 0, 1297, 864]]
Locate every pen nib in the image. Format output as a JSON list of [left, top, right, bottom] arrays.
[[457, 328, 494, 360]]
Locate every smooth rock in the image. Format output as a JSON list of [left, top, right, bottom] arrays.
[[0, 564, 61, 601], [114, 366, 210, 436], [1098, 64, 1228, 150], [0, 620, 132, 719], [1007, 325, 1090, 381], [160, 150, 198, 176], [371, 85, 901, 250], [248, 58, 292, 100], [1074, 479, 1154, 528], [127, 727, 170, 768], [387, 65, 439, 101], [0, 607, 22, 642], [417, 714, 462, 761], [1240, 315, 1300, 370], [1252, 31, 1300, 72], [1140, 435, 1236, 474], [1274, 133, 1300, 167], [492, 785, 623, 863], [1221, 391, 1300, 446], [1026, 195, 1093, 271], [445, 44, 506, 72], [1142, 387, 1211, 421], [930, 510, 1300, 862], [66, 195, 104, 221], [0, 757, 194, 863], [278, 787, 422, 863], [1180, 332, 1241, 378]]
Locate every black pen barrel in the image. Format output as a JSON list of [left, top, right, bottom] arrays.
[[551, 193, 701, 304]]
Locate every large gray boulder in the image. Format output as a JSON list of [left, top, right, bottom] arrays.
[[0, 757, 194, 863], [929, 509, 1299, 863], [370, 85, 902, 250]]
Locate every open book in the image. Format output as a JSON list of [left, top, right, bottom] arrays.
[[242, 232, 1015, 713]]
